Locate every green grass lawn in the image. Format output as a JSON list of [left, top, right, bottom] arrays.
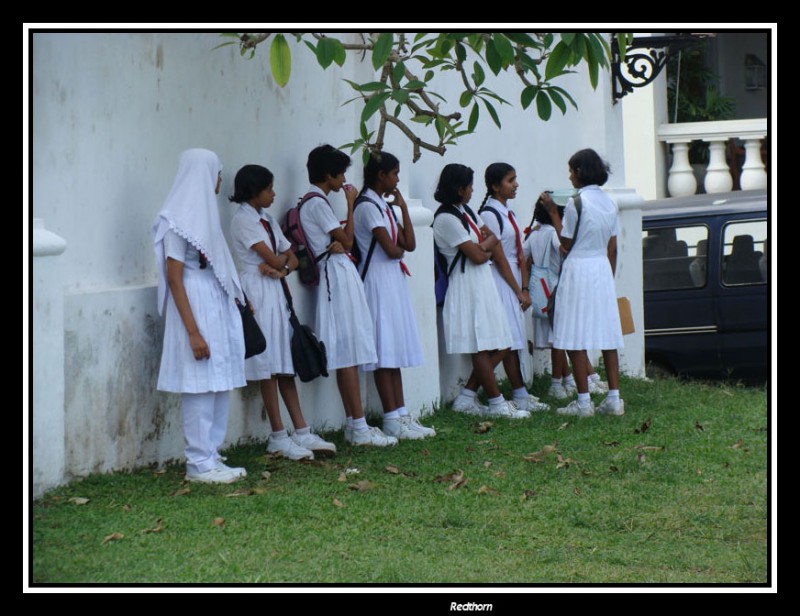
[[30, 375, 769, 585]]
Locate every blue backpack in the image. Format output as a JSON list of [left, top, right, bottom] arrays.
[[433, 204, 479, 306]]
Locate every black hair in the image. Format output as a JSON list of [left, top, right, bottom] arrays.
[[307, 144, 351, 183], [533, 197, 566, 226], [481, 162, 515, 208], [568, 148, 610, 187], [434, 163, 474, 207], [228, 164, 274, 203], [362, 151, 400, 195]]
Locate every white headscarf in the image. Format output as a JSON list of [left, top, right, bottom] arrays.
[[153, 148, 243, 315]]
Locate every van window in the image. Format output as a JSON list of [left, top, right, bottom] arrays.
[[643, 224, 709, 291], [722, 220, 767, 285]]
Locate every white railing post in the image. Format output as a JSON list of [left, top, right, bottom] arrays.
[[740, 138, 768, 190], [704, 139, 733, 194], [665, 140, 697, 197], [32, 218, 68, 497]]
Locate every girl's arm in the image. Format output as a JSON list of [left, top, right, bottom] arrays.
[[390, 189, 416, 252], [257, 247, 299, 279], [166, 257, 210, 360], [328, 185, 358, 252], [540, 192, 573, 252], [490, 241, 531, 309], [372, 227, 405, 260], [607, 235, 618, 276], [458, 239, 492, 264]]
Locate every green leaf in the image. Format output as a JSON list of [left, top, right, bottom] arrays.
[[543, 33, 554, 48], [485, 39, 502, 75], [482, 99, 501, 129], [424, 70, 434, 82], [392, 61, 406, 84], [472, 61, 485, 87], [270, 34, 291, 87], [560, 32, 576, 46], [391, 88, 409, 104], [332, 39, 347, 66], [372, 33, 394, 70], [521, 85, 538, 110], [479, 88, 510, 105], [414, 33, 427, 43], [616, 33, 629, 62], [316, 37, 336, 69], [405, 80, 425, 90], [211, 41, 237, 51], [467, 33, 484, 52], [455, 42, 467, 63], [587, 34, 608, 68], [410, 114, 433, 124], [468, 102, 480, 132], [459, 90, 473, 108], [504, 32, 537, 47], [303, 40, 317, 55], [393, 103, 402, 118], [361, 92, 391, 123], [219, 33, 241, 39], [588, 54, 599, 89], [357, 81, 390, 92], [551, 85, 578, 109], [536, 92, 552, 121], [492, 33, 515, 65], [434, 115, 445, 139], [343, 79, 363, 92], [545, 42, 571, 80], [548, 88, 567, 114], [572, 34, 586, 62]]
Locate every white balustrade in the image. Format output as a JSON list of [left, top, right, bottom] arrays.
[[657, 118, 767, 197]]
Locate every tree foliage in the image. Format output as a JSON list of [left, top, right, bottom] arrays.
[[218, 32, 620, 163]]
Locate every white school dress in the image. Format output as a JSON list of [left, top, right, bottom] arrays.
[[354, 188, 423, 371], [433, 204, 512, 354], [157, 230, 246, 393], [479, 197, 526, 352], [230, 204, 294, 379], [523, 223, 563, 349], [551, 185, 624, 351], [298, 185, 377, 370]]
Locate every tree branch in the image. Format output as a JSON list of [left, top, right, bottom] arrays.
[[380, 109, 446, 162]]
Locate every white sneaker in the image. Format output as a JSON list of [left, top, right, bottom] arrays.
[[267, 435, 315, 460], [563, 381, 578, 396], [452, 396, 488, 415], [407, 416, 436, 438], [185, 466, 241, 484], [383, 417, 425, 440], [596, 397, 625, 416], [486, 400, 530, 419], [346, 426, 398, 447], [547, 383, 569, 400], [292, 431, 337, 457], [513, 393, 550, 413], [556, 399, 595, 417], [589, 378, 609, 393], [216, 461, 247, 479]]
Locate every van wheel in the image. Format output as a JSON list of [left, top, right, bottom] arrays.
[[646, 360, 674, 380]]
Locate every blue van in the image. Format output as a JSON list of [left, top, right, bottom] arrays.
[[642, 190, 768, 381]]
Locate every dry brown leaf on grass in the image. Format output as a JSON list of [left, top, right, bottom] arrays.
[[122, 504, 132, 512], [142, 518, 163, 534], [447, 476, 468, 491], [609, 465, 619, 473], [604, 441, 620, 447], [226, 487, 254, 497], [170, 488, 191, 497], [523, 443, 557, 463], [695, 421, 704, 431], [68, 497, 89, 505], [420, 448, 430, 456], [213, 517, 225, 528], [556, 454, 573, 469], [732, 439, 744, 449], [332, 498, 345, 508], [349, 480, 378, 492], [493, 470, 506, 478], [557, 422, 570, 431], [483, 461, 492, 468], [101, 532, 124, 545], [474, 421, 493, 434], [634, 418, 652, 434], [153, 469, 167, 476], [573, 487, 581, 496], [477, 484, 497, 495], [385, 465, 401, 474], [435, 469, 467, 491], [638, 453, 647, 464], [634, 445, 665, 451], [338, 472, 347, 482], [261, 471, 272, 481], [521, 489, 536, 501]]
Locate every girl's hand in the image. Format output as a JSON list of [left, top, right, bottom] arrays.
[[518, 289, 532, 312], [343, 184, 358, 208], [327, 240, 346, 254], [258, 262, 280, 278], [189, 331, 210, 360], [540, 192, 557, 212], [386, 187, 407, 209]]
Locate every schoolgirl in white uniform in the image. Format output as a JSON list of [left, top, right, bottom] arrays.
[[153, 148, 247, 484], [229, 164, 337, 460], [432, 163, 525, 419], [353, 151, 435, 440], [479, 163, 548, 413], [298, 145, 396, 446], [543, 148, 624, 417]]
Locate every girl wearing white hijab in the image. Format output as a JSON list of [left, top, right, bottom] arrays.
[[153, 148, 247, 483]]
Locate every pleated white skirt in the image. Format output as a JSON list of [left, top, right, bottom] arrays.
[[490, 261, 525, 351]]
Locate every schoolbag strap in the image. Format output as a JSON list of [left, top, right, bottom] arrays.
[[354, 194, 386, 281], [562, 193, 582, 265], [479, 205, 504, 235]]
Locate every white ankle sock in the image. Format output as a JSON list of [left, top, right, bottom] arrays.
[[353, 417, 368, 432], [607, 389, 620, 400], [271, 429, 288, 440], [384, 410, 400, 420], [578, 393, 591, 405], [512, 387, 528, 399], [488, 395, 505, 406]]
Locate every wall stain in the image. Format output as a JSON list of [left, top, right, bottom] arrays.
[[155, 43, 164, 70]]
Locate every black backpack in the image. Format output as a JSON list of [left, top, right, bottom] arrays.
[[351, 194, 398, 281], [433, 204, 479, 306]]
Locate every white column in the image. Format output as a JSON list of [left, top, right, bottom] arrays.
[[666, 141, 697, 197], [32, 219, 67, 497], [740, 138, 768, 190], [704, 139, 733, 194]]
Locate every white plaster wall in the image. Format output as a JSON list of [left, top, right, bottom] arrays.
[[32, 32, 644, 488]]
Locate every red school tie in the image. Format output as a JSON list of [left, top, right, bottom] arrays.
[[464, 211, 483, 241], [259, 217, 276, 251], [386, 205, 411, 277], [507, 210, 524, 269]]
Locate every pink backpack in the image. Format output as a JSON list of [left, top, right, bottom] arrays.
[[281, 192, 331, 287]]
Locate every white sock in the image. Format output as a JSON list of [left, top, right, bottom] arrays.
[[578, 393, 591, 406], [488, 395, 505, 407], [396, 406, 409, 417], [346, 417, 354, 429], [607, 389, 620, 400], [460, 388, 477, 399], [295, 427, 310, 436], [353, 417, 369, 432], [563, 375, 576, 387], [552, 378, 562, 387], [384, 410, 400, 420], [272, 429, 288, 440], [589, 373, 601, 383], [512, 387, 528, 399]]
